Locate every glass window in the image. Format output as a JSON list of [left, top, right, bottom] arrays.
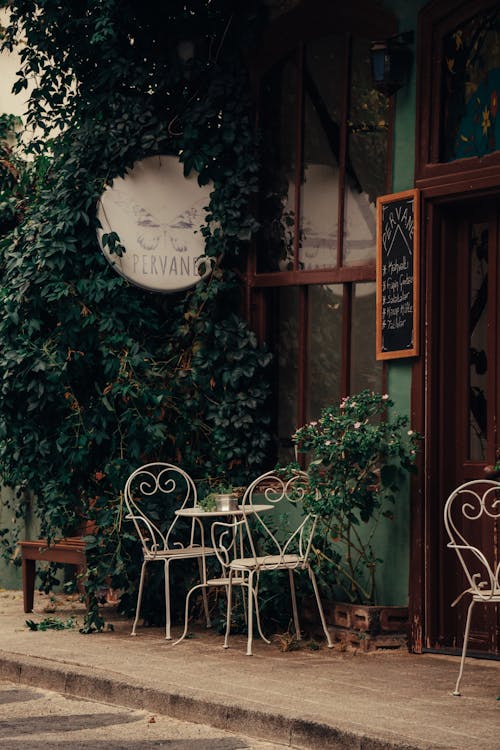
[[306, 284, 343, 420], [468, 223, 488, 461], [252, 18, 390, 464], [258, 58, 297, 272], [343, 37, 389, 266], [259, 33, 388, 274], [441, 6, 500, 161], [351, 282, 382, 394], [277, 286, 300, 461], [299, 35, 344, 271]]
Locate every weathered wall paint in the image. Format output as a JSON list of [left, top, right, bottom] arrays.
[[0, 25, 28, 589], [376, 0, 427, 605]]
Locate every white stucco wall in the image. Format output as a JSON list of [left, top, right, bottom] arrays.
[[0, 14, 34, 589], [0, 51, 27, 118], [0, 9, 32, 118]]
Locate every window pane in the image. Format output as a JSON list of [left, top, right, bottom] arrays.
[[306, 284, 343, 420], [468, 222, 488, 461], [343, 37, 388, 267], [258, 57, 297, 272], [300, 35, 344, 271], [351, 282, 382, 394], [277, 286, 300, 461], [442, 7, 500, 161]]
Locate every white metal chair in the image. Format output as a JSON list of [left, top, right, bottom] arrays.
[[443, 479, 500, 695], [172, 508, 270, 648], [124, 462, 214, 639], [216, 469, 334, 655]]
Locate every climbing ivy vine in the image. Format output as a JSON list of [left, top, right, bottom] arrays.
[[0, 0, 272, 630]]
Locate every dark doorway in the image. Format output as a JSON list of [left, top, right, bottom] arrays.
[[427, 198, 500, 656]]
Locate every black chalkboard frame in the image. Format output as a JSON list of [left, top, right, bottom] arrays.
[[376, 189, 420, 360]]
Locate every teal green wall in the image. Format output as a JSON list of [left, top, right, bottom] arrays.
[[390, 0, 423, 194], [374, 0, 427, 605], [0, 489, 38, 589], [375, 363, 412, 604]]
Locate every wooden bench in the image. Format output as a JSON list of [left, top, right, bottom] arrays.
[[19, 537, 87, 613]]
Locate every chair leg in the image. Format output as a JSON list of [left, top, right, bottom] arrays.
[[252, 576, 270, 645], [246, 570, 255, 656], [453, 598, 475, 696], [197, 556, 212, 629], [131, 560, 148, 636], [223, 574, 233, 649], [164, 559, 172, 640], [238, 528, 248, 625], [308, 565, 334, 648], [241, 582, 248, 624], [288, 568, 301, 640]]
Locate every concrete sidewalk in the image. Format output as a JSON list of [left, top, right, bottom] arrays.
[[0, 590, 498, 750]]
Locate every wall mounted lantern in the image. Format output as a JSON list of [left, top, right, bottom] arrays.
[[370, 31, 414, 96]]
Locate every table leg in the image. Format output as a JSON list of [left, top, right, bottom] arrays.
[[172, 582, 207, 646]]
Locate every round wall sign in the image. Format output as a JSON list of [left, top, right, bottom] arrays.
[[96, 154, 212, 292]]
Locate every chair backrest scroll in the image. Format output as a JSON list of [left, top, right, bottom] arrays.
[[124, 462, 198, 555], [443, 480, 500, 600]]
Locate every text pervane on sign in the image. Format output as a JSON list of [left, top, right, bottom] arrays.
[[97, 155, 212, 293], [376, 189, 420, 360]]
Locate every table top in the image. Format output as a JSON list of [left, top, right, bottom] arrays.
[[175, 504, 273, 518]]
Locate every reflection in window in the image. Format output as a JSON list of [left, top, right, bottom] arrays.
[[277, 287, 299, 461], [259, 58, 297, 271], [259, 33, 389, 272], [442, 7, 500, 161], [468, 223, 488, 461], [255, 16, 390, 469], [306, 284, 342, 420], [299, 36, 342, 270], [344, 37, 388, 266], [351, 282, 382, 394]]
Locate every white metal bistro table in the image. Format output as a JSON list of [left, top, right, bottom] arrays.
[[172, 504, 272, 645]]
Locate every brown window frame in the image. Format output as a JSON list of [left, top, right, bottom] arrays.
[[416, 0, 500, 187], [245, 1, 397, 442]]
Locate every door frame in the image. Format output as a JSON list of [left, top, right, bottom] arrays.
[[410, 0, 500, 655], [409, 184, 500, 653]]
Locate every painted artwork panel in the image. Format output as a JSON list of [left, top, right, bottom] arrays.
[[442, 7, 500, 161]]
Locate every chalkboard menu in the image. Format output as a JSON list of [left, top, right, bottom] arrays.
[[376, 189, 419, 360]]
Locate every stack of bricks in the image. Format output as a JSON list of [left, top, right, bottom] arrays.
[[328, 602, 409, 651]]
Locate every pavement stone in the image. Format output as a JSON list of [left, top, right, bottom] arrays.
[[0, 590, 498, 750], [0, 680, 292, 749]]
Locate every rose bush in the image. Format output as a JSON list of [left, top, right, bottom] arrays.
[[292, 390, 420, 605]]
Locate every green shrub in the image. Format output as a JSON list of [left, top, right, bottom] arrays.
[[0, 0, 271, 632], [292, 390, 420, 605]]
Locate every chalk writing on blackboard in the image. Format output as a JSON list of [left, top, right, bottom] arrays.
[[376, 190, 419, 360]]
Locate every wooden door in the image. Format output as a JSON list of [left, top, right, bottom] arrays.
[[433, 198, 500, 655]]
